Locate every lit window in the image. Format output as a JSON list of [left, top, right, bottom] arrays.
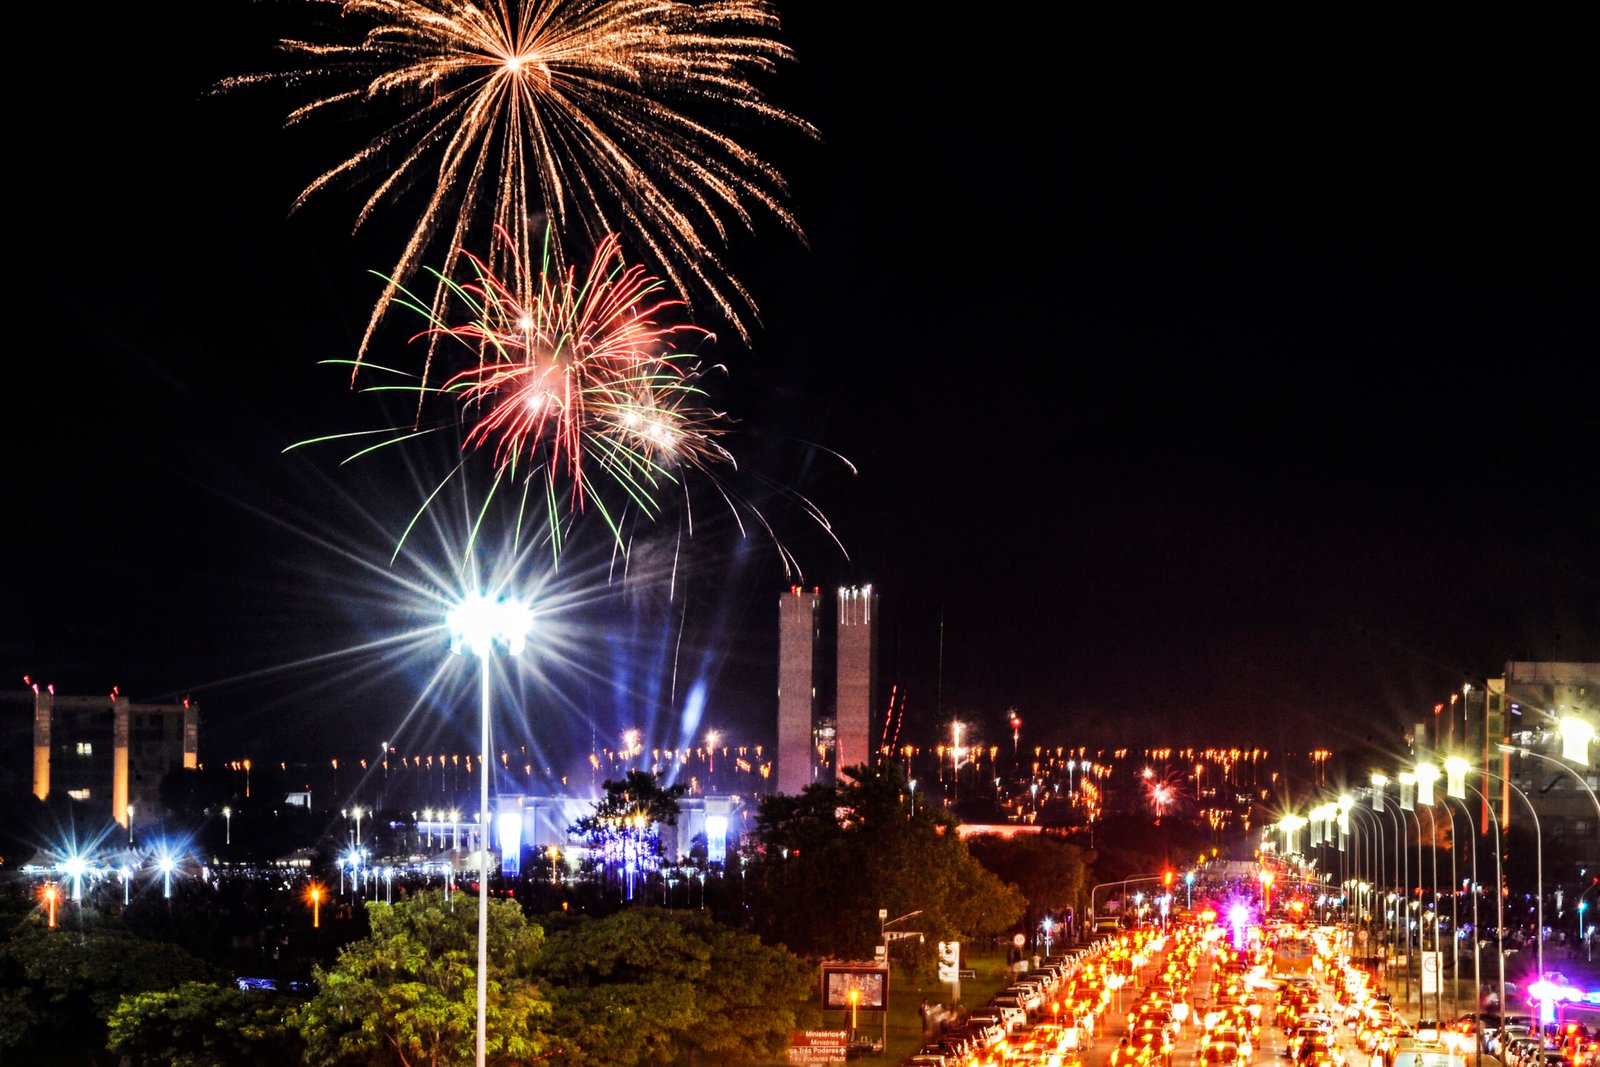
[[76, 742, 93, 756], [68, 788, 91, 801]]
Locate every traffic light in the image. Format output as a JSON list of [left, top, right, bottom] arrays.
[[1164, 871, 1174, 887]]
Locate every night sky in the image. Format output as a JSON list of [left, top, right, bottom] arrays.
[[7, 6, 1596, 777]]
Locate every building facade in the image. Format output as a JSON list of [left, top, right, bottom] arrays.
[[28, 685, 198, 826], [776, 587, 821, 795], [775, 585, 881, 795]]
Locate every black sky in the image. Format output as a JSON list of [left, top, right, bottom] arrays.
[[6, 6, 1596, 772]]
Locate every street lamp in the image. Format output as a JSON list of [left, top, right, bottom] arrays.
[[340, 805, 366, 849], [126, 805, 134, 845], [157, 853, 176, 899], [1482, 768, 1545, 989], [447, 589, 531, 1067], [62, 853, 87, 903], [223, 805, 232, 847], [1495, 742, 1600, 824]]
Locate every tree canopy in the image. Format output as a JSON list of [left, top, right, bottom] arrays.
[[534, 907, 813, 1067], [107, 981, 304, 1066], [743, 763, 1026, 961], [292, 891, 550, 1067], [964, 832, 1093, 940], [0, 905, 221, 1060]]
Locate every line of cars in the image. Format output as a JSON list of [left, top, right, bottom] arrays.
[[906, 930, 1191, 1067], [1476, 1017, 1598, 1067], [905, 945, 1107, 1067]]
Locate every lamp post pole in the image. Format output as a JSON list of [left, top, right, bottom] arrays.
[[448, 591, 530, 1067], [1483, 770, 1543, 985], [1462, 782, 1505, 1035], [1445, 794, 1480, 1067]]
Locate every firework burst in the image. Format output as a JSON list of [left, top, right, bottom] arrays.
[[1143, 766, 1187, 824], [299, 230, 825, 568], [222, 0, 813, 371]]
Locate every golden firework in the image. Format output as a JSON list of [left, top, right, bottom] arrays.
[[223, 0, 813, 374]]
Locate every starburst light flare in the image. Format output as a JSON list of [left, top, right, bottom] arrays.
[[221, 0, 813, 369]]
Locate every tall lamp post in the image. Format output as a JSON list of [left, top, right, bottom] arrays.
[[222, 805, 232, 847], [447, 590, 531, 1067], [1482, 769, 1544, 988]]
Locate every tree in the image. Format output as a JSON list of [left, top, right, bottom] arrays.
[[107, 981, 303, 1066], [0, 908, 221, 1061], [570, 771, 688, 892], [292, 891, 550, 1067], [966, 832, 1094, 940], [534, 907, 812, 1067], [744, 763, 1025, 962]]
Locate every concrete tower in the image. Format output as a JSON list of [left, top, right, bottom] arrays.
[[834, 585, 879, 776], [32, 688, 52, 801], [776, 587, 821, 795]]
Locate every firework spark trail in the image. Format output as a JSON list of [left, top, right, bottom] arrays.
[[221, 0, 813, 375], [435, 231, 716, 506], [292, 229, 845, 574]]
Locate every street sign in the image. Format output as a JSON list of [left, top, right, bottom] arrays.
[[1420, 951, 1441, 994], [1012, 933, 1026, 948], [937, 941, 960, 983]]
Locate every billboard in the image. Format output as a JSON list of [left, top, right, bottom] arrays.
[[820, 964, 889, 1011]]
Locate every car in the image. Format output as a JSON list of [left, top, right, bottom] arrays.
[[1004, 985, 1045, 1012], [1495, 1027, 1535, 1058], [1290, 1027, 1330, 1060], [1295, 1033, 1339, 1066], [1388, 1042, 1467, 1067], [1131, 1026, 1175, 1065], [987, 999, 1027, 1030], [1201, 1043, 1244, 1067]]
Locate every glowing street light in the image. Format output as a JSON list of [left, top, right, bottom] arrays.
[[222, 805, 232, 846], [344, 805, 364, 849], [62, 853, 88, 903], [43, 883, 58, 928], [157, 853, 176, 899], [706, 730, 720, 776], [309, 883, 322, 928], [447, 589, 531, 1067], [126, 805, 134, 845]]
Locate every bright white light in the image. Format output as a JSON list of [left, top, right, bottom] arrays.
[[705, 814, 729, 865], [1560, 717, 1595, 764], [448, 592, 531, 657], [1415, 761, 1440, 805], [497, 811, 523, 877]]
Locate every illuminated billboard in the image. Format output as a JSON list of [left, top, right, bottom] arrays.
[[820, 964, 888, 1011]]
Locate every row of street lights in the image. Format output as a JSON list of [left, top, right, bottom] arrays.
[[1270, 715, 1596, 1045]]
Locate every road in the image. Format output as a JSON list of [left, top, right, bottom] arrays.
[[1092, 939, 1353, 1067]]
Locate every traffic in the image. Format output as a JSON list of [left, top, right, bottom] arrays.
[[903, 917, 1599, 1067]]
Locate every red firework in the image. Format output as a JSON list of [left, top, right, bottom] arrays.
[[432, 231, 723, 510]]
